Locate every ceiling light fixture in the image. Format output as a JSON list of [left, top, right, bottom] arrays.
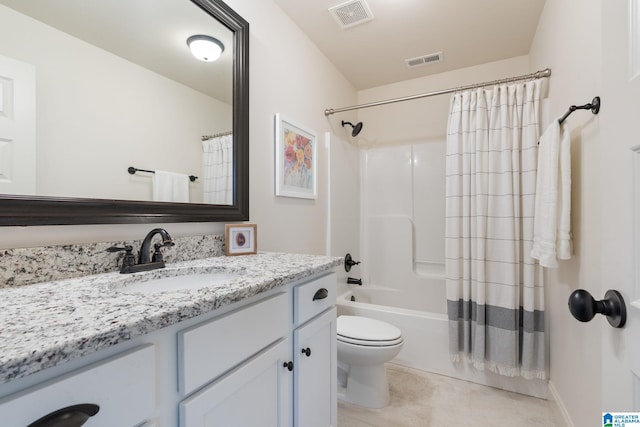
[[187, 35, 224, 62]]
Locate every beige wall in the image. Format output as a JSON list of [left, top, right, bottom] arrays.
[[226, 0, 356, 255], [0, 0, 357, 253], [529, 0, 603, 426], [356, 56, 530, 145]]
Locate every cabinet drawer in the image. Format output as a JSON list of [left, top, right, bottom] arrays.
[[293, 273, 336, 327], [0, 345, 156, 427], [178, 292, 289, 395]]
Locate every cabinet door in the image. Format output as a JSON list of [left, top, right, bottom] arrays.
[[180, 338, 293, 427], [294, 308, 336, 427]]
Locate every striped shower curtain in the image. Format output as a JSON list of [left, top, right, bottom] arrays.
[[202, 134, 233, 205], [445, 79, 546, 379]]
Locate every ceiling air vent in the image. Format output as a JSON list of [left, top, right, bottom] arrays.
[[405, 52, 444, 68], [329, 0, 374, 29]]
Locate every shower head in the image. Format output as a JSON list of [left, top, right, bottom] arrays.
[[341, 120, 363, 137]]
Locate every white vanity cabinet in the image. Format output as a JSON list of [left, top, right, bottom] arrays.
[[0, 345, 156, 426], [0, 270, 337, 427], [179, 272, 337, 427], [178, 292, 293, 427], [293, 274, 337, 427]]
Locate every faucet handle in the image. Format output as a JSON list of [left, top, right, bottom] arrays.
[[344, 253, 361, 272], [106, 245, 133, 253], [152, 243, 165, 263], [106, 245, 136, 272]]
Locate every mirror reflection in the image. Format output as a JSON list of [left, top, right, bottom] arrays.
[[0, 0, 233, 205]]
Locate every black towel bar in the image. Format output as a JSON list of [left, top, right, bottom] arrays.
[[558, 96, 600, 124], [128, 166, 197, 182]]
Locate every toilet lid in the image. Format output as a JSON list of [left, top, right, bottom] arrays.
[[337, 315, 402, 342]]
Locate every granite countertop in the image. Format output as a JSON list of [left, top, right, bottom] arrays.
[[0, 252, 341, 385]]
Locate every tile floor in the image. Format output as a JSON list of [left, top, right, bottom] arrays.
[[338, 364, 564, 427]]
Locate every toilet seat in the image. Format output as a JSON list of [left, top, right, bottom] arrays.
[[337, 315, 403, 347]]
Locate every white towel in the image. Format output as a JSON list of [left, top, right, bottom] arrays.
[[152, 170, 190, 203], [530, 118, 572, 267]]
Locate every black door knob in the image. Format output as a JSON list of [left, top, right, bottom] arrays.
[[568, 289, 626, 328]]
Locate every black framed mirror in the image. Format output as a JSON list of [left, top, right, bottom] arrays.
[[0, 0, 248, 226]]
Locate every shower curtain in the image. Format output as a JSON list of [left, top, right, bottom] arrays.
[[202, 134, 233, 205], [445, 79, 546, 379]]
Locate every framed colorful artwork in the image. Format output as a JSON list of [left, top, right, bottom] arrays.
[[225, 223, 257, 256], [274, 113, 317, 199]]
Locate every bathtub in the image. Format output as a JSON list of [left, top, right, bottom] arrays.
[[336, 286, 550, 399]]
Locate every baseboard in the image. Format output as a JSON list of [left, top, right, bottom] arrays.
[[548, 380, 575, 427]]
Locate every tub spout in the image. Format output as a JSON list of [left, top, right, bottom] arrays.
[[347, 277, 362, 286]]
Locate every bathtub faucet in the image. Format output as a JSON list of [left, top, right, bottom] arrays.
[[347, 277, 362, 286]]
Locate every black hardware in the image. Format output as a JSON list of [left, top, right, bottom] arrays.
[[341, 120, 363, 137], [139, 228, 174, 265], [106, 245, 136, 273], [344, 253, 361, 272], [301, 347, 311, 357], [283, 361, 294, 371], [558, 96, 601, 124], [313, 288, 329, 301], [107, 228, 174, 274], [106, 245, 133, 254], [568, 289, 626, 328], [347, 277, 362, 286], [128, 166, 198, 182], [350, 295, 356, 302], [152, 241, 173, 263], [27, 403, 100, 427], [120, 261, 166, 274]]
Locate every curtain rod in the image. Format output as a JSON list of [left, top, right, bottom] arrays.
[[324, 68, 552, 116], [201, 131, 232, 141]]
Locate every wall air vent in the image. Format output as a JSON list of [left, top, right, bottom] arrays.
[[329, 0, 374, 29], [405, 52, 444, 68]]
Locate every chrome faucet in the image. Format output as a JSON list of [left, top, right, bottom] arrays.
[[139, 228, 174, 265], [107, 228, 174, 274]]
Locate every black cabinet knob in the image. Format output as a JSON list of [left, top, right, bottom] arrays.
[[301, 347, 311, 357], [568, 289, 626, 328], [27, 403, 100, 427], [283, 361, 294, 371]]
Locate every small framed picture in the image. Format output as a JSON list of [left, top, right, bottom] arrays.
[[274, 113, 317, 199], [225, 224, 257, 256]]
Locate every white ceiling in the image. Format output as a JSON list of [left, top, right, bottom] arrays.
[[273, 0, 546, 90], [1, 0, 546, 99]]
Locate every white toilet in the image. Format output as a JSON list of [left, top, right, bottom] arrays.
[[336, 315, 404, 409]]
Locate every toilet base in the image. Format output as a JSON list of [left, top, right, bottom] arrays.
[[337, 363, 390, 409]]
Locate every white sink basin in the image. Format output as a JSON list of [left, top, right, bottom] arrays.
[[120, 271, 243, 294]]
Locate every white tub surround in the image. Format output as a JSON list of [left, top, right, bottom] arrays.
[[0, 252, 341, 384]]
